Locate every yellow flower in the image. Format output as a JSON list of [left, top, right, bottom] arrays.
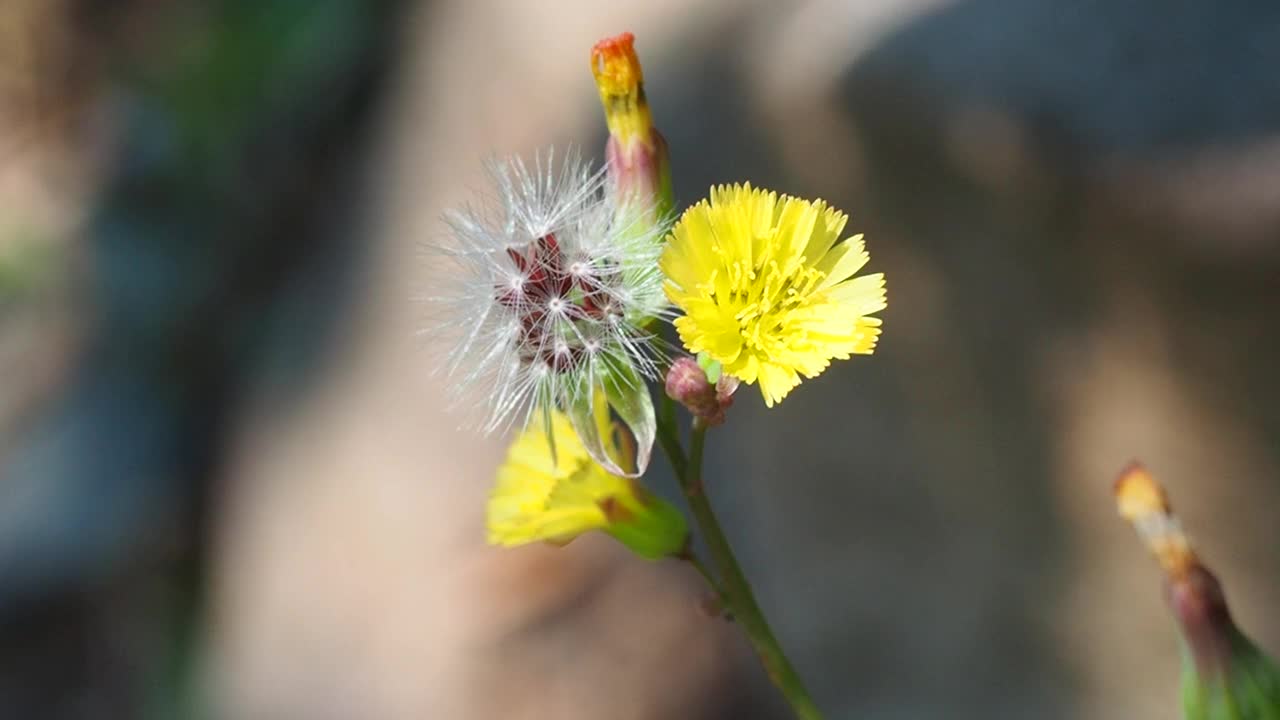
[[660, 184, 886, 407], [487, 406, 686, 559]]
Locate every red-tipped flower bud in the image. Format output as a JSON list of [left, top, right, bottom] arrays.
[[591, 32, 673, 223]]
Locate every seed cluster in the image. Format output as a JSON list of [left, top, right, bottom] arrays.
[[497, 232, 625, 373]]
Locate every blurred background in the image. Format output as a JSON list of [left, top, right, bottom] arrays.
[[2, 0, 1280, 718]]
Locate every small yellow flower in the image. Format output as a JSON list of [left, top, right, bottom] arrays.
[[660, 184, 886, 407], [487, 406, 686, 559]]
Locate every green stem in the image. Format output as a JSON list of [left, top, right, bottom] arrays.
[[660, 412, 823, 719], [682, 551, 724, 599], [657, 394, 687, 478]]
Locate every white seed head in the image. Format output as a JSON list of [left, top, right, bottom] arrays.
[[421, 147, 670, 434]]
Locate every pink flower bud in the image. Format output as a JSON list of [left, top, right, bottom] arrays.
[[665, 356, 735, 427]]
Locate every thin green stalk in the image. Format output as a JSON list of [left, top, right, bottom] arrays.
[[656, 394, 687, 478], [682, 551, 724, 599], [660, 413, 823, 720]]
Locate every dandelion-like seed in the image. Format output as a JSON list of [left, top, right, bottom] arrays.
[[426, 148, 667, 475]]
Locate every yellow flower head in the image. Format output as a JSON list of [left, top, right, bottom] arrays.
[[487, 406, 686, 559], [660, 184, 886, 407]]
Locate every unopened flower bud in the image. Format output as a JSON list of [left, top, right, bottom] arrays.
[[1168, 565, 1236, 679], [591, 32, 673, 225], [666, 356, 737, 427], [1115, 463, 1280, 720]]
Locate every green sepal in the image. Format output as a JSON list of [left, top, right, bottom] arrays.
[[696, 352, 722, 384], [1182, 632, 1280, 720], [603, 481, 688, 560]]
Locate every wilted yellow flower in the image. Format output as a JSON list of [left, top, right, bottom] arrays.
[[487, 406, 686, 559], [660, 184, 886, 407]]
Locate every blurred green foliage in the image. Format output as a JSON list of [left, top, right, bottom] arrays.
[[125, 0, 383, 175], [0, 229, 60, 307]]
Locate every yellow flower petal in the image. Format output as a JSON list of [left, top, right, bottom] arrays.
[[660, 184, 887, 406], [487, 408, 686, 558]]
